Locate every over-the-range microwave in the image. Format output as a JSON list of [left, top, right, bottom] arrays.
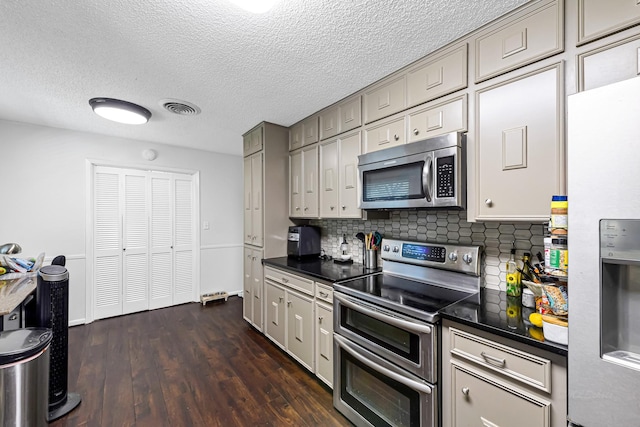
[[358, 132, 466, 210]]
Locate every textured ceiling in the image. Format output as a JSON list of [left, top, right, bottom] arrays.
[[0, 0, 527, 156]]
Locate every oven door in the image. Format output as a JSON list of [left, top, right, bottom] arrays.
[[334, 292, 436, 382], [334, 334, 436, 427]]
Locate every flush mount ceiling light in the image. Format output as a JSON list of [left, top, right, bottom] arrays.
[[89, 98, 152, 125], [228, 0, 278, 13]]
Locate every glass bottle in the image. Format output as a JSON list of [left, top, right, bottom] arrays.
[[506, 248, 521, 297], [521, 252, 532, 282]]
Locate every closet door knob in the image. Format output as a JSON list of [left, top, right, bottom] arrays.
[[413, 128, 419, 135]]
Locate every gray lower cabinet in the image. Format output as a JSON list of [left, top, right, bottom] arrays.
[[263, 266, 336, 388], [442, 320, 567, 427]]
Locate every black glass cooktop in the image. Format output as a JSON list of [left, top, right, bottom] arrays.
[[334, 273, 479, 323]]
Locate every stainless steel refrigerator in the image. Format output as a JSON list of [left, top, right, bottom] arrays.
[[568, 76, 640, 426]]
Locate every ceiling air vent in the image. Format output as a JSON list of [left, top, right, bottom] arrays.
[[161, 99, 201, 116]]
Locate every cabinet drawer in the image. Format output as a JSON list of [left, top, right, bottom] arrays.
[[407, 94, 467, 143], [407, 44, 468, 108], [264, 267, 315, 295], [315, 283, 333, 303], [363, 115, 406, 154], [363, 75, 406, 124], [451, 363, 551, 427], [579, 34, 640, 91], [448, 327, 552, 393], [578, 0, 640, 45], [474, 0, 563, 82]]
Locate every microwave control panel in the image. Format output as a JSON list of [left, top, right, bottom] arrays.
[[436, 155, 455, 198]]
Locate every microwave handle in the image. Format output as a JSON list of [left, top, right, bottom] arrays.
[[422, 157, 433, 202]]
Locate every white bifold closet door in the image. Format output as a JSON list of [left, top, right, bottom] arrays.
[[93, 166, 195, 320], [149, 172, 195, 309]]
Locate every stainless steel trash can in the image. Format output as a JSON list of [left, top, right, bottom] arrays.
[[0, 328, 52, 427]]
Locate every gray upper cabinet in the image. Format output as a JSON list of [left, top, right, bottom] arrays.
[[363, 74, 407, 124], [474, 63, 564, 222], [578, 34, 640, 91], [474, 0, 564, 83], [319, 95, 362, 141], [407, 44, 468, 108], [577, 0, 640, 46], [243, 125, 263, 157], [289, 122, 303, 151]]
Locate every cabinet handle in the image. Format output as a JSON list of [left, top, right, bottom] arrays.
[[413, 128, 419, 136], [252, 256, 256, 261], [481, 352, 506, 367], [304, 207, 309, 211], [485, 198, 493, 207], [287, 301, 292, 307], [330, 206, 335, 210], [123, 248, 126, 251], [295, 207, 300, 211], [279, 297, 284, 303], [282, 277, 288, 283], [394, 134, 399, 141], [318, 316, 324, 323], [247, 255, 252, 259], [461, 387, 469, 396], [319, 291, 328, 297], [341, 205, 346, 210]]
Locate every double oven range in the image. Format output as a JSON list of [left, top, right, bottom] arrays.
[[333, 238, 482, 427]]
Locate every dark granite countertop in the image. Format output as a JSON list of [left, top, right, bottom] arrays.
[[439, 288, 568, 357], [262, 257, 381, 283]]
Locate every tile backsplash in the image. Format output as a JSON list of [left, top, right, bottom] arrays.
[[310, 210, 546, 291]]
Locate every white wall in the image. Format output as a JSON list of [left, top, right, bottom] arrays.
[[0, 119, 243, 325]]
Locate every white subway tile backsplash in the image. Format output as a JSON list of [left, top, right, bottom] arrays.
[[310, 209, 547, 292]]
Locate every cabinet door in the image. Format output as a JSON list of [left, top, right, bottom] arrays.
[[578, 0, 640, 45], [286, 290, 314, 371], [251, 249, 263, 331], [250, 126, 263, 153], [451, 364, 550, 427], [243, 157, 252, 244], [302, 116, 319, 146], [363, 75, 407, 124], [363, 115, 406, 154], [407, 44, 468, 107], [339, 96, 362, 133], [338, 131, 361, 218], [265, 280, 286, 349], [579, 35, 640, 91], [290, 122, 303, 151], [320, 105, 339, 141], [302, 145, 319, 217], [319, 139, 339, 217], [475, 63, 563, 221], [315, 302, 334, 388], [250, 153, 263, 247], [408, 95, 467, 144], [243, 247, 252, 324], [289, 150, 303, 217]]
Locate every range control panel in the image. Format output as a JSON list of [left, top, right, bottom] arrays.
[[380, 238, 481, 276]]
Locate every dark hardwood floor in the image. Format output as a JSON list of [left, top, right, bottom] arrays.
[[50, 296, 352, 427]]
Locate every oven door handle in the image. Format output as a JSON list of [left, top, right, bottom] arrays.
[[335, 334, 432, 395], [334, 293, 433, 335]]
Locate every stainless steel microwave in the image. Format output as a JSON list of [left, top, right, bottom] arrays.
[[358, 132, 466, 210]]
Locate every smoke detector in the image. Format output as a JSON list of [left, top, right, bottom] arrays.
[[160, 99, 201, 116]]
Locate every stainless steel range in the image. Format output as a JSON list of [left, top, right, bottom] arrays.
[[333, 238, 482, 427]]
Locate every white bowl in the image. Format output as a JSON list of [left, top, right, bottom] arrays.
[[542, 320, 568, 345], [340, 254, 352, 260]]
